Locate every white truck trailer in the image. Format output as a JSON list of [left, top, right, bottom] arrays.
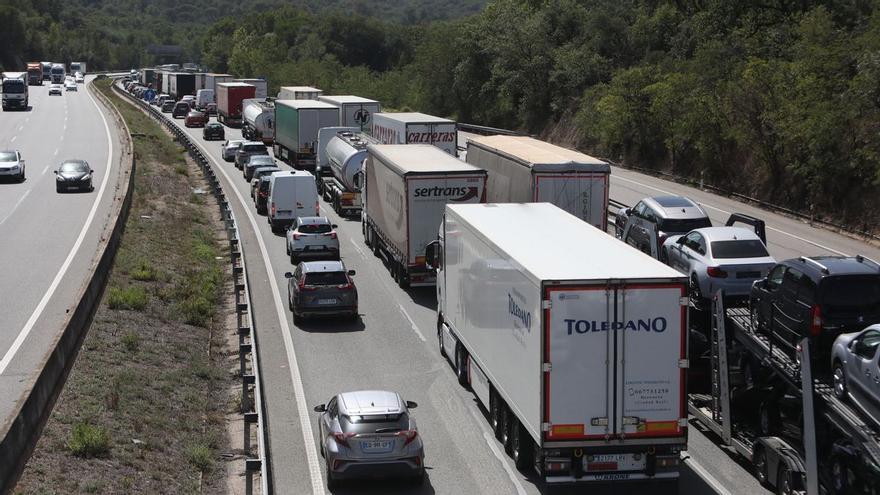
[[371, 112, 458, 156], [1, 72, 28, 110], [424, 202, 688, 485], [362, 144, 487, 288], [278, 86, 322, 100], [233, 78, 268, 99], [204, 73, 233, 99], [242, 98, 275, 145], [315, 128, 373, 217], [466, 136, 611, 230], [317, 95, 380, 132]]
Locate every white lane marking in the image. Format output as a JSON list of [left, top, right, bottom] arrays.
[[482, 431, 528, 495], [53, 149, 59, 156], [41, 165, 49, 175], [181, 123, 325, 494], [17, 125, 23, 132], [682, 454, 733, 495], [10, 136, 16, 142], [612, 174, 849, 256], [349, 238, 366, 260], [0, 81, 114, 375], [0, 189, 32, 226], [398, 304, 426, 342], [24, 117, 29, 124]]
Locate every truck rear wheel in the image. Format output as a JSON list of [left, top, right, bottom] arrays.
[[455, 344, 469, 387], [510, 418, 533, 471], [490, 390, 503, 440], [437, 320, 447, 358], [500, 405, 512, 453]]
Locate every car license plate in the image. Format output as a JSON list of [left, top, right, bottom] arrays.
[[317, 299, 337, 305], [360, 439, 394, 453], [585, 453, 646, 472]]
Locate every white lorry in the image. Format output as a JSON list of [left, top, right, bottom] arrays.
[[371, 112, 458, 156], [315, 128, 373, 217], [466, 135, 611, 230], [317, 95, 380, 132], [233, 78, 268, 99], [267, 170, 319, 233], [242, 98, 275, 145], [424, 202, 688, 485], [362, 144, 487, 288], [1, 72, 29, 110], [69, 61, 86, 75], [204, 73, 233, 98], [277, 86, 322, 100]]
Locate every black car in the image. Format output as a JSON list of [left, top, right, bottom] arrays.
[[172, 101, 190, 118], [750, 255, 880, 368], [203, 122, 225, 140], [55, 160, 94, 192], [161, 100, 175, 112], [255, 176, 272, 214]]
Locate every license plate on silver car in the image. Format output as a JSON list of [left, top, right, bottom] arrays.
[[360, 439, 394, 453]]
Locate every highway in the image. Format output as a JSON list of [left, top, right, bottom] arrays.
[[0, 78, 124, 442], [146, 100, 778, 495]]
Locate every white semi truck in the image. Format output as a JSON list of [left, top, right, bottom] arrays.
[[277, 86, 322, 100], [317, 95, 380, 132], [1, 72, 29, 110], [362, 144, 487, 288], [425, 202, 688, 485], [466, 135, 611, 230], [371, 112, 458, 156]]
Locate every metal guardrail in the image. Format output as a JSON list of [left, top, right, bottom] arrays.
[[111, 84, 269, 495], [456, 122, 524, 137]]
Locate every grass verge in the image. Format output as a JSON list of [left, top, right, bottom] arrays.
[[14, 79, 234, 494]]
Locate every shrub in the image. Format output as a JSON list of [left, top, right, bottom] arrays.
[[68, 423, 111, 458], [130, 261, 157, 281], [107, 286, 149, 310], [186, 443, 213, 472], [121, 331, 140, 353]]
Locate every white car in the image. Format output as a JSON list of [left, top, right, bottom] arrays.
[[286, 217, 340, 264], [662, 226, 775, 306], [75, 73, 84, 84], [0, 150, 25, 182], [65, 81, 77, 92], [49, 84, 63, 95]]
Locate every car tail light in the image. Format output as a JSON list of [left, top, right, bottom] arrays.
[[707, 266, 728, 278], [326, 232, 337, 239], [297, 279, 316, 291], [271, 203, 276, 216], [337, 282, 353, 290], [810, 305, 823, 337], [333, 432, 354, 447], [397, 430, 418, 446], [292, 233, 301, 240]]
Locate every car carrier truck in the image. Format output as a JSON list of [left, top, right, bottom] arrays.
[[466, 135, 611, 230], [362, 144, 486, 288], [424, 202, 688, 485]]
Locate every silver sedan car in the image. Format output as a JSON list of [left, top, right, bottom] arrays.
[[314, 390, 425, 489], [831, 325, 880, 424], [662, 226, 775, 307], [221, 139, 245, 162]]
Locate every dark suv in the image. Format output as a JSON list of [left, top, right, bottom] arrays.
[[615, 196, 711, 256], [749, 255, 880, 368]]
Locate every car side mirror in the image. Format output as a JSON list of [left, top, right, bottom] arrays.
[[425, 240, 440, 270], [90, 169, 94, 173], [332, 224, 338, 229], [313, 404, 326, 413], [405, 401, 418, 409], [347, 270, 356, 276], [623, 208, 631, 216], [677, 237, 687, 245], [284, 272, 293, 278], [53, 170, 57, 174]]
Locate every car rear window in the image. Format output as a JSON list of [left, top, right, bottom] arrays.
[[340, 414, 406, 435], [243, 145, 267, 152], [710, 240, 769, 259], [299, 224, 331, 234], [304, 271, 348, 286], [820, 276, 880, 315], [660, 217, 712, 233]]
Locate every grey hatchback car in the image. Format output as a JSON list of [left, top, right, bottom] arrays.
[[314, 390, 425, 489], [286, 261, 357, 323]]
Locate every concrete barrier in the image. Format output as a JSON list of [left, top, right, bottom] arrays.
[[0, 80, 135, 494]]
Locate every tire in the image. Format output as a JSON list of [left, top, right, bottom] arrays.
[[56, 184, 62, 193], [777, 465, 794, 495], [397, 264, 409, 289], [510, 418, 533, 471], [753, 447, 771, 488], [742, 358, 756, 389], [19, 170, 25, 183], [325, 461, 338, 490], [409, 469, 425, 487], [371, 229, 380, 257], [490, 390, 503, 440], [455, 344, 469, 387], [500, 405, 512, 454], [290, 254, 297, 265], [832, 363, 848, 400], [293, 308, 302, 325], [437, 320, 447, 358], [690, 274, 705, 309]]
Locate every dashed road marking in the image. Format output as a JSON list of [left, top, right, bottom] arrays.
[[398, 304, 426, 342], [0, 189, 31, 226]]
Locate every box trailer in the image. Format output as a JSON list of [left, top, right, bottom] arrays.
[[140, 68, 156, 88], [466, 135, 611, 231], [362, 144, 487, 287], [371, 112, 458, 156], [317, 95, 381, 132], [168, 72, 196, 99], [233, 78, 267, 99], [278, 86, 322, 100], [273, 99, 339, 172], [40, 62, 51, 81], [26, 63, 42, 85], [425, 202, 688, 485], [205, 73, 233, 98], [2, 72, 28, 110], [242, 98, 275, 145], [69, 61, 86, 75], [216, 82, 256, 127]]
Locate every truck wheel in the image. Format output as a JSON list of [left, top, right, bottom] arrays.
[[511, 418, 533, 471], [397, 264, 409, 289], [437, 320, 447, 358], [372, 232, 380, 257], [500, 406, 512, 453], [455, 344, 469, 387], [490, 390, 503, 440], [831, 456, 851, 494]]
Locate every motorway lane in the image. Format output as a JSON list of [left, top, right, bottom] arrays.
[[0, 78, 124, 435], [166, 110, 725, 495]]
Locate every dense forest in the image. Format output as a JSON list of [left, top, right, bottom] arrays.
[[207, 0, 880, 232]]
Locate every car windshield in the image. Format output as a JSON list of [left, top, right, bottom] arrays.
[[60, 162, 87, 173], [710, 240, 769, 259], [660, 217, 712, 233], [304, 271, 348, 286], [298, 224, 332, 234], [821, 276, 880, 315], [0, 152, 17, 162]]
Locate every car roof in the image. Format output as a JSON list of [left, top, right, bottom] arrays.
[[296, 216, 331, 225], [784, 255, 880, 278], [242, 141, 265, 147], [692, 227, 761, 242], [247, 155, 274, 162], [643, 196, 707, 220], [337, 390, 404, 416], [300, 260, 346, 273]]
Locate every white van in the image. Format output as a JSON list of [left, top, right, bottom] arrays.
[[267, 171, 319, 233], [196, 89, 215, 110]]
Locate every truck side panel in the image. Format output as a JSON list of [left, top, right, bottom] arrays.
[[469, 144, 533, 207], [534, 173, 609, 230], [445, 213, 544, 441], [364, 155, 407, 257], [405, 123, 458, 156]]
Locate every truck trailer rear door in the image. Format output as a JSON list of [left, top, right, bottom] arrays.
[[534, 173, 609, 230]]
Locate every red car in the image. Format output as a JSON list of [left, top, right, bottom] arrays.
[[184, 110, 208, 128]]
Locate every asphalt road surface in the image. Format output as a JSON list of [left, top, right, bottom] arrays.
[[0, 77, 124, 441], [144, 103, 801, 495]]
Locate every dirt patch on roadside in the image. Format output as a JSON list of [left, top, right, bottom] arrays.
[[14, 80, 242, 494]]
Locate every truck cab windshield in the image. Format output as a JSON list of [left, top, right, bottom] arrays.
[[2, 81, 24, 93]]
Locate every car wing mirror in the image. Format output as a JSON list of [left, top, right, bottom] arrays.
[[284, 272, 293, 279], [332, 224, 338, 228], [405, 401, 418, 409], [677, 237, 687, 245], [623, 208, 631, 216], [53, 170, 57, 174], [313, 404, 326, 413], [90, 169, 94, 173], [347, 270, 356, 276]]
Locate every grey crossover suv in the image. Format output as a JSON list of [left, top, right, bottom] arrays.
[[286, 261, 357, 323], [314, 390, 425, 489], [615, 195, 711, 256]]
